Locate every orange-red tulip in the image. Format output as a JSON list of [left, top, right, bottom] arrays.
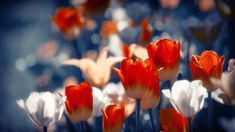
[[140, 76, 160, 110], [101, 21, 119, 38], [190, 50, 224, 91], [160, 108, 188, 132], [65, 81, 93, 122], [52, 7, 85, 40], [73, 0, 110, 15], [147, 39, 181, 81], [140, 19, 153, 45], [102, 104, 125, 132], [112, 58, 158, 99]]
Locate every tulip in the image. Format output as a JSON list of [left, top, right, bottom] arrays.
[[64, 47, 123, 88], [100, 21, 119, 38], [112, 58, 158, 99], [190, 50, 224, 91], [140, 71, 160, 110], [139, 19, 153, 45], [162, 80, 207, 117], [91, 87, 106, 117], [71, 0, 110, 15], [211, 70, 235, 102], [16, 92, 65, 130], [65, 81, 93, 122], [52, 7, 85, 40], [102, 104, 125, 132], [102, 82, 136, 117], [147, 39, 181, 81], [160, 108, 189, 132]]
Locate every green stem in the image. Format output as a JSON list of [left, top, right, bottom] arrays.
[[148, 109, 156, 132], [43, 127, 47, 132], [208, 91, 212, 132], [136, 99, 140, 132]]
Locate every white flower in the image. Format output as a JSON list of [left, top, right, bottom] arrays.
[[16, 91, 65, 128], [162, 80, 207, 117], [92, 87, 106, 117]]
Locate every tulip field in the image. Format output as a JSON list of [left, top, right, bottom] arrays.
[[1, 0, 235, 131]]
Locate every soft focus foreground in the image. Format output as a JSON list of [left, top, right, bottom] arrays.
[[1, 0, 235, 131]]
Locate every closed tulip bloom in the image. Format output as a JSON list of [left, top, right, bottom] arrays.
[[190, 50, 224, 91], [160, 108, 189, 132], [102, 104, 125, 132], [141, 70, 160, 110], [52, 7, 85, 40], [65, 81, 93, 122], [162, 80, 207, 117], [16, 92, 65, 128], [112, 58, 158, 99], [147, 39, 181, 81]]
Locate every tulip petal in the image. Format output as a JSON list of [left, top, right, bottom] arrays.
[[16, 99, 26, 110], [92, 87, 105, 117]]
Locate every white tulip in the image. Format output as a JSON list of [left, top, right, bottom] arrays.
[[162, 80, 207, 117], [16, 91, 65, 128], [92, 87, 106, 117]]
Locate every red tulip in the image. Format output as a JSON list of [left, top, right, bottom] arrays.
[[101, 21, 119, 38], [102, 104, 125, 132], [72, 0, 110, 15], [52, 7, 85, 40], [160, 108, 189, 132], [112, 58, 158, 99], [190, 50, 224, 91], [147, 39, 181, 81], [140, 19, 153, 45], [65, 81, 93, 122]]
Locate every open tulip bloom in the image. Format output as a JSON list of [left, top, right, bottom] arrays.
[[16, 92, 65, 130], [64, 47, 123, 88], [162, 80, 207, 117], [190, 50, 224, 91]]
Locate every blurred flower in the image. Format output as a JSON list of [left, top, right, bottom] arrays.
[[92, 87, 106, 117], [139, 19, 153, 46], [211, 70, 235, 102], [162, 80, 207, 117], [147, 39, 181, 81], [122, 44, 148, 60], [64, 47, 123, 87], [102, 104, 125, 132], [65, 81, 93, 122], [188, 20, 222, 47], [220, 117, 235, 131], [215, 0, 235, 20], [112, 58, 158, 99], [160, 0, 181, 9], [101, 21, 119, 38], [227, 58, 235, 72], [16, 92, 65, 128], [72, 0, 110, 15], [52, 7, 85, 40], [160, 108, 188, 132], [198, 0, 215, 12], [190, 50, 224, 91], [102, 82, 136, 117]]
